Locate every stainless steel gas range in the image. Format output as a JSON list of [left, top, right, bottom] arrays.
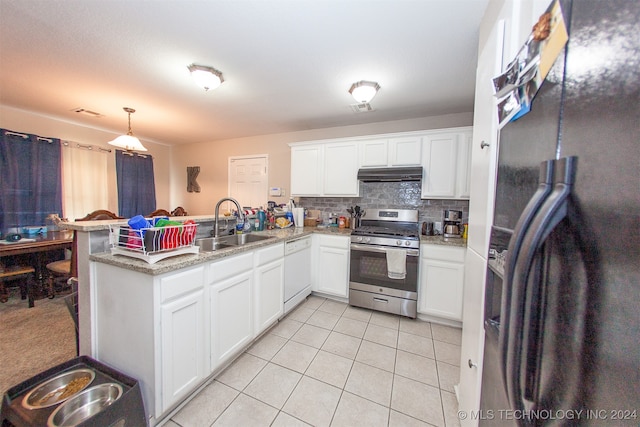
[[349, 209, 419, 318]]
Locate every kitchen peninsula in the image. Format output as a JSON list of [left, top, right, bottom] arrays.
[[64, 216, 346, 425], [65, 216, 465, 425]]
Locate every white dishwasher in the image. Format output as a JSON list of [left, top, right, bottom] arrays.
[[284, 236, 312, 314]]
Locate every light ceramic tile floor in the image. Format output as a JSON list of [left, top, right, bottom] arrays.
[[166, 296, 462, 427]]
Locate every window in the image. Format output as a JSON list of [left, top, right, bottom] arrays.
[[115, 150, 156, 218], [0, 129, 63, 233], [61, 142, 110, 221]]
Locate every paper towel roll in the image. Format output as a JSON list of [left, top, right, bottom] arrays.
[[293, 208, 304, 227]]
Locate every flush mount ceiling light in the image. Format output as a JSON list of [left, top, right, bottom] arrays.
[[108, 107, 148, 152], [188, 64, 224, 91], [349, 80, 381, 103]]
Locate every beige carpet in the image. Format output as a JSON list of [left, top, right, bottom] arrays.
[[0, 288, 76, 395]]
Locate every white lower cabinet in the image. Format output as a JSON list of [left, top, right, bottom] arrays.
[[253, 243, 284, 336], [92, 262, 207, 422], [312, 234, 350, 298], [208, 252, 254, 371], [160, 286, 206, 412], [418, 244, 466, 321], [210, 270, 253, 370], [92, 240, 287, 425]]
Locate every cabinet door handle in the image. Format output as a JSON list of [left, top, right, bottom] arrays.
[[468, 359, 478, 368], [373, 298, 389, 304], [480, 141, 490, 149]]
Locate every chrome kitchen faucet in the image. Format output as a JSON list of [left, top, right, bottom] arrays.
[[213, 197, 244, 238]]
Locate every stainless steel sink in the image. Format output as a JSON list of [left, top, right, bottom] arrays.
[[195, 238, 235, 252], [196, 233, 274, 252], [236, 233, 273, 244]]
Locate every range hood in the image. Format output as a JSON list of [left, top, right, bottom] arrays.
[[357, 166, 423, 182]]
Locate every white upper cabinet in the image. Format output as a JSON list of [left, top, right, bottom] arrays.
[[359, 136, 422, 168], [388, 136, 422, 166], [290, 144, 324, 196], [421, 133, 459, 198], [360, 139, 388, 167], [290, 141, 360, 197], [421, 128, 473, 200], [290, 127, 470, 199], [324, 142, 360, 196], [456, 132, 473, 199]]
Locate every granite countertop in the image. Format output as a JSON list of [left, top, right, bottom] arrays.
[[420, 235, 468, 248], [89, 222, 465, 276], [90, 225, 352, 275]]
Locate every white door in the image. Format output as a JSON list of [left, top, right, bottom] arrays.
[[229, 156, 268, 209]]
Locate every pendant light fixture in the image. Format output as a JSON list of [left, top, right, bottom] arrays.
[[349, 80, 381, 103], [188, 64, 224, 91], [108, 107, 147, 152]]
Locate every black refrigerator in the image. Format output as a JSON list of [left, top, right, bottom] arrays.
[[480, 0, 639, 425]]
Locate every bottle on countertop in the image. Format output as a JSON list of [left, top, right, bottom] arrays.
[[267, 210, 276, 230], [257, 207, 266, 231], [285, 208, 294, 225]]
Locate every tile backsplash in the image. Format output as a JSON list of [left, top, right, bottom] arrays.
[[298, 181, 469, 229]]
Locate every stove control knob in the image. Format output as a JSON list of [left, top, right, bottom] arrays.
[[405, 241, 411, 246], [355, 236, 363, 242], [364, 237, 371, 243], [396, 240, 402, 246]]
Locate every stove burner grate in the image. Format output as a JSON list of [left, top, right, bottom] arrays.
[[352, 226, 419, 240]]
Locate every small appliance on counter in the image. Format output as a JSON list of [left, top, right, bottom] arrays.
[[442, 209, 462, 238], [421, 221, 435, 236]]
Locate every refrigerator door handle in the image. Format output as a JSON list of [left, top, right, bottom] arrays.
[[505, 157, 577, 412], [499, 160, 555, 389]]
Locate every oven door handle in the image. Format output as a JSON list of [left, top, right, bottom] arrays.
[[350, 243, 420, 257]]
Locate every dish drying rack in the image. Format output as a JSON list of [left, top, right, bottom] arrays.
[[109, 223, 199, 264]]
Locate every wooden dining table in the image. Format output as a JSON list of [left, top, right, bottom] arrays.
[[0, 230, 74, 258], [0, 230, 74, 296]]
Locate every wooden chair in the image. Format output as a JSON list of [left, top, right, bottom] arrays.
[[171, 206, 188, 216], [76, 209, 124, 221], [147, 207, 188, 217], [147, 209, 171, 217], [46, 210, 123, 296], [0, 264, 37, 308]]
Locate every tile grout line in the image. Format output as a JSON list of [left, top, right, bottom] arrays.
[[182, 296, 462, 426]]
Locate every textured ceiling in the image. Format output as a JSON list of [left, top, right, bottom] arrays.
[[0, 0, 488, 145]]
